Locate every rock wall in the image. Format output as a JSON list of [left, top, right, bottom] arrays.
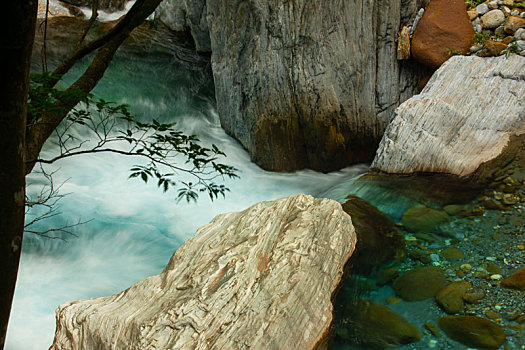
[[156, 0, 427, 172], [372, 55, 525, 180], [50, 194, 356, 349]]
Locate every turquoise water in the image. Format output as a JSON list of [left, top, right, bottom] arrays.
[[6, 47, 367, 350]]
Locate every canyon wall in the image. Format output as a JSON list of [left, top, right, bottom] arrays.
[[156, 0, 427, 171]]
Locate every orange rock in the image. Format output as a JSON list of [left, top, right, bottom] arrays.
[[504, 16, 525, 34], [501, 267, 525, 291], [411, 0, 475, 68], [478, 41, 508, 57]]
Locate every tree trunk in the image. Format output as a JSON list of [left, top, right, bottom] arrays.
[[0, 1, 38, 348]]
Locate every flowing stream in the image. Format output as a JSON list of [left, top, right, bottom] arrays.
[[6, 42, 367, 350]]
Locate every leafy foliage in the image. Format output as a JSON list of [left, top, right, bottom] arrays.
[[503, 41, 520, 57], [464, 0, 485, 10], [29, 73, 239, 203]]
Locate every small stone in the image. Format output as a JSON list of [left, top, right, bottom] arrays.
[[441, 247, 465, 262], [470, 44, 483, 52], [501, 6, 511, 16], [402, 206, 451, 233], [436, 280, 472, 314], [488, 1, 499, 9], [484, 310, 502, 320], [501, 0, 514, 6], [468, 10, 478, 20], [481, 10, 506, 29], [476, 3, 490, 15], [460, 263, 472, 272], [425, 321, 441, 337], [504, 16, 525, 34], [502, 193, 518, 205], [463, 291, 486, 304], [478, 41, 508, 56], [517, 40, 525, 51], [501, 267, 525, 291], [511, 10, 520, 16], [438, 316, 506, 349], [502, 36, 515, 45], [430, 253, 440, 262], [486, 263, 503, 275], [394, 266, 446, 301], [490, 274, 503, 280], [515, 28, 525, 40]]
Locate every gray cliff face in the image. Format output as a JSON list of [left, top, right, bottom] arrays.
[[50, 195, 356, 349], [372, 55, 525, 179], [156, 0, 426, 171]]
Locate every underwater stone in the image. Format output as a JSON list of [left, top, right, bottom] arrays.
[[435, 280, 471, 314], [401, 206, 451, 233], [438, 316, 506, 349], [341, 195, 405, 274], [338, 300, 421, 348], [393, 266, 445, 301], [501, 266, 525, 291], [50, 194, 356, 349]]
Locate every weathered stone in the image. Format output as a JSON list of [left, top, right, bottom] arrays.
[[372, 55, 525, 180], [157, 0, 427, 172], [516, 28, 525, 40], [338, 300, 421, 348], [411, 0, 475, 68], [478, 40, 508, 56], [394, 266, 445, 301], [438, 316, 506, 349], [342, 195, 405, 274], [50, 195, 357, 349], [397, 26, 411, 60], [440, 247, 465, 261], [467, 10, 478, 20], [401, 206, 451, 233], [501, 267, 525, 290], [487, 0, 499, 9], [475, 3, 489, 15], [435, 280, 471, 314], [481, 9, 506, 29], [505, 16, 525, 34]]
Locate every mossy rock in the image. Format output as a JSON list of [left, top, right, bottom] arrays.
[[342, 195, 405, 274], [501, 267, 525, 291], [401, 206, 451, 233], [338, 300, 421, 348], [440, 247, 465, 262], [393, 266, 445, 301], [438, 316, 506, 349], [435, 280, 471, 314]]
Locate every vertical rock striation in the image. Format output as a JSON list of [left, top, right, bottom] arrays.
[[156, 0, 427, 172], [50, 194, 356, 350], [372, 55, 525, 179]]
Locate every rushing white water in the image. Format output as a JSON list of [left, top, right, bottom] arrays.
[[6, 49, 366, 349]]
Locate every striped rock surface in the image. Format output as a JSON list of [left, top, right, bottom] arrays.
[[372, 55, 525, 179], [50, 194, 356, 350]]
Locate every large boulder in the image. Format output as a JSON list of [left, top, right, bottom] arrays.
[[156, 0, 427, 172], [341, 195, 405, 274], [50, 195, 357, 349], [411, 0, 475, 68], [372, 55, 525, 181]]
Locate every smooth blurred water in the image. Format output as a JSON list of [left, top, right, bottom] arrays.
[[6, 46, 367, 350]]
